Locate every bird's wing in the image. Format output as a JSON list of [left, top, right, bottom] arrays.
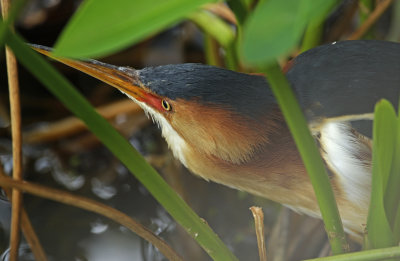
[[286, 40, 400, 137], [284, 41, 400, 225]]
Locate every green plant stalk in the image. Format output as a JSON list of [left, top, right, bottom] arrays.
[[188, 10, 235, 48], [262, 61, 348, 254], [189, 10, 238, 70], [300, 0, 338, 53], [204, 34, 220, 66], [0, 0, 26, 45], [5, 29, 238, 261], [305, 246, 400, 261], [300, 19, 324, 53], [227, 0, 248, 25], [386, 0, 400, 41], [224, 42, 239, 71]]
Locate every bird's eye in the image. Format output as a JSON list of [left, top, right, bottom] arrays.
[[161, 100, 171, 111]]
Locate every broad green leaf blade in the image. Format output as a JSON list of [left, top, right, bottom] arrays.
[[384, 102, 400, 229], [377, 101, 397, 192], [393, 202, 400, 243], [367, 99, 396, 249], [54, 0, 216, 58], [241, 0, 336, 64], [241, 0, 305, 64], [387, 100, 400, 243], [6, 30, 238, 261]]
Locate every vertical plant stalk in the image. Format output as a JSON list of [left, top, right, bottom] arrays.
[[1, 1, 23, 260], [300, 0, 337, 52], [386, 0, 400, 41], [300, 20, 324, 53], [250, 207, 267, 261], [188, 10, 237, 70], [204, 34, 221, 67], [348, 0, 393, 40], [262, 61, 349, 254], [0, 165, 48, 261]]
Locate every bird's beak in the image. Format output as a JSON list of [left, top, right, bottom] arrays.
[[31, 45, 148, 101]]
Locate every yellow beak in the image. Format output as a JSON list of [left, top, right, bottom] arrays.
[[31, 45, 148, 101]]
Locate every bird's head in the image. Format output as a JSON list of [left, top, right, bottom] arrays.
[[32, 45, 279, 165]]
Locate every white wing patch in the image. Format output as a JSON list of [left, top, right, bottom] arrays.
[[319, 122, 371, 210]]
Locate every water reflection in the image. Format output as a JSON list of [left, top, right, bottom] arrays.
[[78, 229, 142, 261], [89, 219, 109, 235], [34, 150, 85, 190], [1, 243, 35, 261], [91, 178, 117, 200]]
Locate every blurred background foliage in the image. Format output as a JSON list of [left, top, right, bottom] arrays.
[[0, 0, 400, 260]]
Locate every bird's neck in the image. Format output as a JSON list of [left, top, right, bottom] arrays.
[[178, 109, 320, 213]]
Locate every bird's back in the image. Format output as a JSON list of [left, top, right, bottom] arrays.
[[287, 40, 400, 134]]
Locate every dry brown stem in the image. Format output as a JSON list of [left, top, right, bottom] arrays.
[[24, 99, 142, 144], [250, 206, 267, 261], [1, 0, 24, 259], [348, 0, 393, 40]]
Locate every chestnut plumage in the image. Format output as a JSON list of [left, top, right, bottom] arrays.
[[32, 40, 400, 240]]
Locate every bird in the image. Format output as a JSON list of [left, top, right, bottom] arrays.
[[31, 40, 400, 240]]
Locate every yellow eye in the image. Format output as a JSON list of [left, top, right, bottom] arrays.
[[161, 100, 171, 111]]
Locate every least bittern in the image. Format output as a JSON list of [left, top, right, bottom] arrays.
[[32, 40, 400, 240]]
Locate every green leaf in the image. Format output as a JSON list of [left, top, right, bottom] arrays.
[[376, 101, 397, 192], [304, 246, 400, 261], [367, 99, 396, 249], [241, 0, 337, 64], [393, 203, 400, 243], [6, 29, 238, 261], [384, 101, 400, 230], [386, 99, 400, 243], [54, 0, 216, 58]]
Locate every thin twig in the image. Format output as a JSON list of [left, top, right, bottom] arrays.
[[347, 0, 393, 40], [23, 99, 142, 144], [0, 166, 48, 261], [0, 174, 184, 261], [1, 1, 23, 260], [250, 206, 267, 261]]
